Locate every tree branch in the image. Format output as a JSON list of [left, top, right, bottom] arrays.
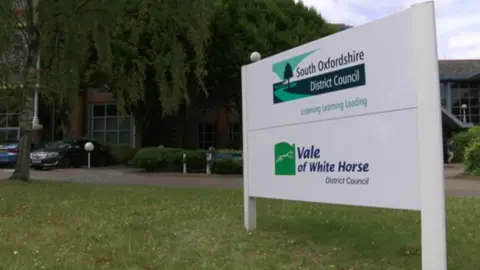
[[0, 6, 30, 47]]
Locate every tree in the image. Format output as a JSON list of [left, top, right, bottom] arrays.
[[90, 0, 216, 146], [204, 0, 336, 127], [0, 0, 119, 181], [87, 0, 336, 147], [283, 63, 293, 89]]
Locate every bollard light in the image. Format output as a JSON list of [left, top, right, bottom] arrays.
[[84, 142, 94, 168], [250, 52, 261, 62]]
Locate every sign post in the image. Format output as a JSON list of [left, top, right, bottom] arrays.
[[241, 2, 446, 269]]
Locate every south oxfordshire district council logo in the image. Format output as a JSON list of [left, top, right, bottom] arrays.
[[272, 49, 366, 104], [274, 142, 296, 176]]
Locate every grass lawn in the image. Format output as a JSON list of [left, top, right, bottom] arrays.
[[0, 181, 478, 270]]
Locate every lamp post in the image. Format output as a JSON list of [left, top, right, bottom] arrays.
[[461, 104, 467, 123]]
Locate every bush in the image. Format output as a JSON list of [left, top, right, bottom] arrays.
[[132, 147, 184, 172], [183, 149, 206, 172], [213, 158, 243, 174], [132, 147, 206, 172], [451, 131, 478, 162], [467, 126, 480, 135], [131, 147, 243, 174], [108, 145, 138, 165], [464, 139, 480, 175]]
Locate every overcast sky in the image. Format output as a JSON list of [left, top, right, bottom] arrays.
[[299, 0, 480, 59]]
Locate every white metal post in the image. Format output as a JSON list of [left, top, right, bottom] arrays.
[[412, 2, 447, 270], [87, 152, 91, 169], [242, 65, 256, 230], [206, 152, 211, 174]]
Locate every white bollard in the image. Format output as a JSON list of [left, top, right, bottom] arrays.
[[205, 146, 215, 175], [206, 152, 212, 174], [182, 153, 187, 174]]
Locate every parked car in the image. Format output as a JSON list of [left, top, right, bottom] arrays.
[[30, 139, 109, 169], [0, 141, 45, 166]]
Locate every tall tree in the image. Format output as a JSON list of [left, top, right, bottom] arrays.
[[204, 0, 336, 105], [0, 0, 118, 181], [92, 0, 216, 146], [203, 0, 336, 135]]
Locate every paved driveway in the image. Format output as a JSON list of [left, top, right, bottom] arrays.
[[1, 165, 479, 197]]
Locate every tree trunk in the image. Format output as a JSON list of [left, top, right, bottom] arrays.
[[9, 71, 35, 181]]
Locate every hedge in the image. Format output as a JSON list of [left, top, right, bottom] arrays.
[[212, 158, 243, 174], [464, 139, 480, 175], [451, 131, 479, 163], [107, 145, 139, 165], [132, 147, 243, 174]]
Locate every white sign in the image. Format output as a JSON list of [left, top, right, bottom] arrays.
[[242, 2, 446, 270]]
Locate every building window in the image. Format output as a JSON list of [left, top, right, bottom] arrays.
[[198, 123, 216, 149], [440, 82, 446, 107], [87, 104, 134, 146], [0, 98, 19, 127], [0, 98, 19, 141], [229, 123, 241, 149], [451, 81, 480, 124]]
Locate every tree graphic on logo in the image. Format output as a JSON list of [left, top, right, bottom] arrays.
[[274, 142, 296, 176], [283, 63, 294, 89]]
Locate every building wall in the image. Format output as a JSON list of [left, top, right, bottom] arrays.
[[65, 89, 241, 149]]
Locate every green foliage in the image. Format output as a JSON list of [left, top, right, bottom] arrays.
[[204, 0, 337, 106], [467, 126, 480, 135], [132, 147, 206, 173], [452, 131, 479, 162], [0, 0, 122, 180], [213, 158, 243, 175], [38, 0, 121, 128], [132, 147, 243, 174], [100, 0, 215, 117], [183, 149, 207, 172], [107, 145, 138, 165], [464, 139, 480, 176]]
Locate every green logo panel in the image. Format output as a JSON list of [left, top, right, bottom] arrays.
[[274, 142, 296, 176]]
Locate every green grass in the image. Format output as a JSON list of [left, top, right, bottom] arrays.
[[0, 181, 478, 270]]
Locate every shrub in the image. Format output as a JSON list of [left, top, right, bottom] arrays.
[[108, 145, 138, 165], [451, 131, 478, 162], [213, 158, 243, 174], [132, 147, 243, 174], [132, 147, 184, 172], [132, 147, 208, 172], [464, 139, 480, 175], [467, 126, 480, 135], [183, 149, 206, 172]]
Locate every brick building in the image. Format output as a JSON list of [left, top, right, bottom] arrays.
[[1, 59, 479, 149]]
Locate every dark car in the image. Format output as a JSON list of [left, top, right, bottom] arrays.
[[30, 139, 109, 169], [0, 141, 46, 166]]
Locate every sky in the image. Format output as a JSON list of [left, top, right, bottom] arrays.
[[299, 0, 480, 59]]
